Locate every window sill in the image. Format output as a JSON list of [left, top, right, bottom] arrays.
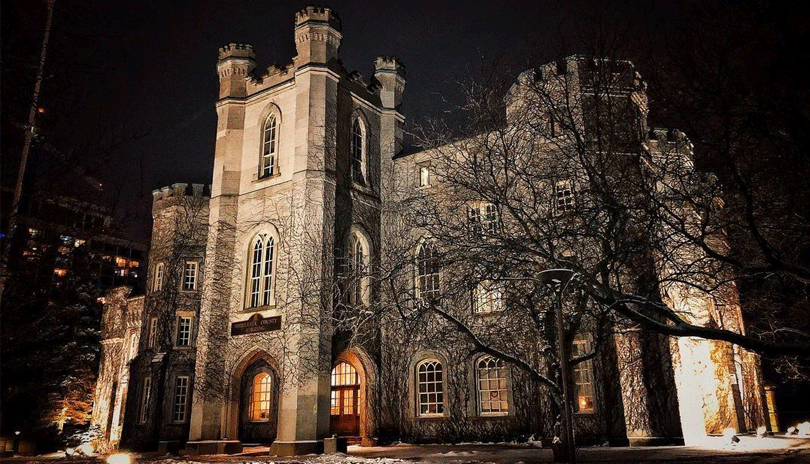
[[253, 172, 281, 183], [243, 304, 277, 312], [415, 414, 448, 421], [174, 345, 193, 350]]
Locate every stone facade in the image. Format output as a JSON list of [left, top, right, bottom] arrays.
[[92, 6, 770, 454]]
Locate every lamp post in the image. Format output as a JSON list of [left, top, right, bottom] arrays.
[[539, 268, 577, 464]]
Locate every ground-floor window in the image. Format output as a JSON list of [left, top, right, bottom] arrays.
[[417, 360, 444, 416], [477, 356, 509, 415], [172, 376, 189, 422], [572, 337, 595, 413], [249, 372, 272, 421]]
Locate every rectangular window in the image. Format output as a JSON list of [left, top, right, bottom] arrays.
[[484, 203, 498, 233], [176, 316, 192, 347], [418, 165, 430, 187], [572, 336, 596, 413], [147, 317, 157, 348], [467, 206, 482, 234], [555, 180, 575, 213], [474, 282, 503, 314], [182, 261, 197, 290], [172, 376, 189, 422], [153, 263, 164, 292], [140, 377, 152, 423]]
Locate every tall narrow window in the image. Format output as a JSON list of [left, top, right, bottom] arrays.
[[249, 372, 272, 422], [467, 206, 482, 234], [147, 317, 157, 348], [477, 356, 509, 415], [417, 360, 444, 416], [176, 316, 192, 347], [351, 118, 364, 183], [555, 180, 575, 213], [248, 233, 275, 308], [182, 261, 197, 290], [347, 237, 365, 306], [572, 336, 595, 413], [419, 165, 430, 187], [417, 243, 440, 302], [153, 263, 164, 292], [261, 114, 278, 177], [172, 376, 189, 422], [140, 377, 152, 423], [484, 203, 498, 233]]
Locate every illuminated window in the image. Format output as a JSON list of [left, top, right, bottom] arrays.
[[147, 317, 158, 348], [330, 362, 359, 416], [261, 114, 278, 177], [172, 376, 189, 422], [555, 180, 575, 213], [474, 282, 503, 314], [418, 165, 430, 187], [417, 242, 440, 302], [140, 377, 152, 423], [351, 118, 365, 184], [53, 268, 68, 277], [248, 233, 274, 308], [115, 256, 128, 267], [182, 261, 197, 291], [176, 316, 192, 347], [249, 372, 273, 422], [477, 356, 509, 415], [572, 336, 595, 413], [331, 361, 359, 386], [153, 263, 164, 292], [416, 360, 444, 416]]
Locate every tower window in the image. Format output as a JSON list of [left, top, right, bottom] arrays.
[[153, 262, 164, 292], [555, 180, 575, 213], [182, 261, 198, 291], [172, 376, 189, 422], [417, 242, 440, 302], [147, 317, 157, 348], [176, 316, 192, 347], [346, 237, 365, 306], [261, 114, 278, 178], [140, 377, 152, 424], [351, 118, 365, 184], [248, 233, 275, 308]]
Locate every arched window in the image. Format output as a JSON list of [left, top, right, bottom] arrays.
[[351, 118, 364, 183], [261, 114, 278, 177], [330, 362, 360, 416], [347, 236, 365, 305], [248, 233, 274, 308], [416, 360, 444, 416], [476, 356, 508, 415], [249, 372, 272, 422], [417, 242, 440, 302]]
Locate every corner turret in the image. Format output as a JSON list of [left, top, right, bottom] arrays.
[[217, 43, 256, 99], [374, 56, 406, 110], [294, 6, 342, 65]]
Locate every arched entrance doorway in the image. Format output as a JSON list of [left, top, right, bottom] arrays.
[[330, 361, 360, 437], [238, 359, 278, 444]]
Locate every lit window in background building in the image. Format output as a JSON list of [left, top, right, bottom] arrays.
[[572, 336, 595, 413]]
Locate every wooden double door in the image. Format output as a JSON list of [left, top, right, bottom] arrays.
[[330, 361, 360, 437]]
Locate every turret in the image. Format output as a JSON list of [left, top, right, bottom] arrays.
[[217, 43, 256, 99], [374, 56, 406, 110], [294, 6, 342, 65]]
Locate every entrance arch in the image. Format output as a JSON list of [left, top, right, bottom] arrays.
[[331, 348, 375, 445], [229, 349, 280, 445]]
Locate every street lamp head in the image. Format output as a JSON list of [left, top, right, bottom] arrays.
[[539, 268, 575, 285]]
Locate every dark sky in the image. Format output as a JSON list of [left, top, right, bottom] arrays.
[[2, 0, 795, 240]]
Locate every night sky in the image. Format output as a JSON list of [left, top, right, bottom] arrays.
[[0, 0, 798, 239]]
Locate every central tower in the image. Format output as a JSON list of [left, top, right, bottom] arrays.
[[188, 6, 404, 455]]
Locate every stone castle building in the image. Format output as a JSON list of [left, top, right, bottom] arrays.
[[93, 6, 773, 455]]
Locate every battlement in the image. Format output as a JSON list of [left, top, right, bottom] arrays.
[[218, 43, 255, 61], [374, 55, 406, 78], [649, 127, 688, 143], [152, 183, 211, 211], [295, 6, 341, 31]]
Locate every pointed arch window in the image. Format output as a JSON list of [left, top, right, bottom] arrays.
[[476, 356, 509, 415], [347, 237, 365, 306], [416, 360, 444, 416], [248, 233, 275, 308], [351, 118, 365, 184], [261, 114, 278, 178], [417, 242, 440, 302], [249, 372, 272, 422]]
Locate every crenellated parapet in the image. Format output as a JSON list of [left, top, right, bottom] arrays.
[[294, 5, 341, 30], [374, 55, 406, 109], [217, 43, 256, 99], [152, 183, 210, 214]]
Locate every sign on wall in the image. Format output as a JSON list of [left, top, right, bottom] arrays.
[[230, 313, 281, 336]]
